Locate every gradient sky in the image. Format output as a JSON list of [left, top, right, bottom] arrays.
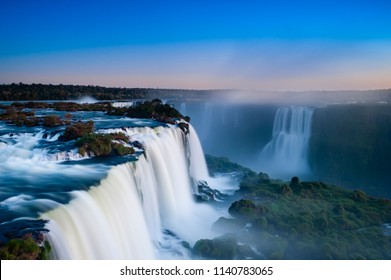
[[1, 0, 391, 90]]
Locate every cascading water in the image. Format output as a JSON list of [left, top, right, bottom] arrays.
[[41, 125, 220, 259], [188, 125, 209, 181], [258, 107, 313, 179], [111, 101, 134, 108]]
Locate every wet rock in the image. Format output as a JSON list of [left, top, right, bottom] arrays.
[[196, 180, 224, 202], [193, 236, 238, 260]]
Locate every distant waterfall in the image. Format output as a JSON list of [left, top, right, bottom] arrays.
[[258, 107, 313, 179], [41, 125, 218, 259], [111, 101, 134, 108]]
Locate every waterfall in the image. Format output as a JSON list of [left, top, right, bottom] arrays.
[[187, 125, 209, 181], [258, 107, 313, 179], [111, 101, 134, 108], [41, 125, 219, 259]]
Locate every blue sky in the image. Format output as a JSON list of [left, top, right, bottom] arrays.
[[1, 0, 391, 90]]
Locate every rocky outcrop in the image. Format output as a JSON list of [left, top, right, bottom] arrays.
[[76, 132, 135, 157], [195, 180, 224, 202], [59, 121, 94, 141], [0, 219, 51, 260]]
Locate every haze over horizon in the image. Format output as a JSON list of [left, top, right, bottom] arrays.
[[1, 0, 391, 91]]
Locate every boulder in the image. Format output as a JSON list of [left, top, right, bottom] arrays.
[[193, 236, 238, 260]]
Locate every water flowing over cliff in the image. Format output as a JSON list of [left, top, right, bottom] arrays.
[[258, 107, 313, 179], [41, 125, 218, 259]]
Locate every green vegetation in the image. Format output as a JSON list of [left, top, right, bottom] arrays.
[[107, 99, 189, 124], [76, 132, 135, 157], [0, 83, 214, 101], [0, 99, 187, 160], [0, 107, 39, 126], [193, 236, 238, 260], [0, 83, 147, 101], [1, 99, 188, 129], [0, 234, 51, 260], [59, 121, 94, 141], [205, 154, 253, 174], [43, 115, 63, 127], [196, 155, 391, 260]]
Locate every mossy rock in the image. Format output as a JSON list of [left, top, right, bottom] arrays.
[[0, 234, 51, 260], [108, 99, 185, 124], [205, 154, 253, 175], [77, 133, 112, 156], [76, 133, 134, 157], [193, 237, 238, 260], [228, 199, 266, 221], [43, 115, 63, 127], [112, 143, 135, 156], [60, 120, 94, 141], [177, 122, 189, 134]]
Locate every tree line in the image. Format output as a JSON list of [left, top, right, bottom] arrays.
[[0, 83, 214, 101]]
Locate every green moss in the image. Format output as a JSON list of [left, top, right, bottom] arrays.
[[76, 133, 134, 157], [60, 121, 94, 141], [205, 154, 254, 175], [228, 199, 266, 221], [112, 143, 135, 156], [208, 158, 391, 259], [107, 99, 186, 124], [193, 237, 238, 260], [0, 235, 51, 260]]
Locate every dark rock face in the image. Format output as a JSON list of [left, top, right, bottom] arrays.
[[309, 104, 391, 198], [177, 122, 189, 134], [132, 141, 144, 150], [195, 180, 224, 202]]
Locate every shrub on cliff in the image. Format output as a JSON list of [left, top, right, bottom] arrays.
[[0, 107, 39, 127], [0, 234, 51, 260], [59, 121, 94, 141], [107, 99, 188, 124], [76, 132, 135, 157], [228, 199, 266, 221], [77, 133, 112, 156], [43, 115, 63, 127]]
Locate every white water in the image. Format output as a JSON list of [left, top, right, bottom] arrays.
[[76, 96, 98, 104], [258, 107, 313, 179], [111, 101, 134, 108], [187, 125, 209, 182], [0, 131, 101, 182], [41, 125, 220, 259]]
